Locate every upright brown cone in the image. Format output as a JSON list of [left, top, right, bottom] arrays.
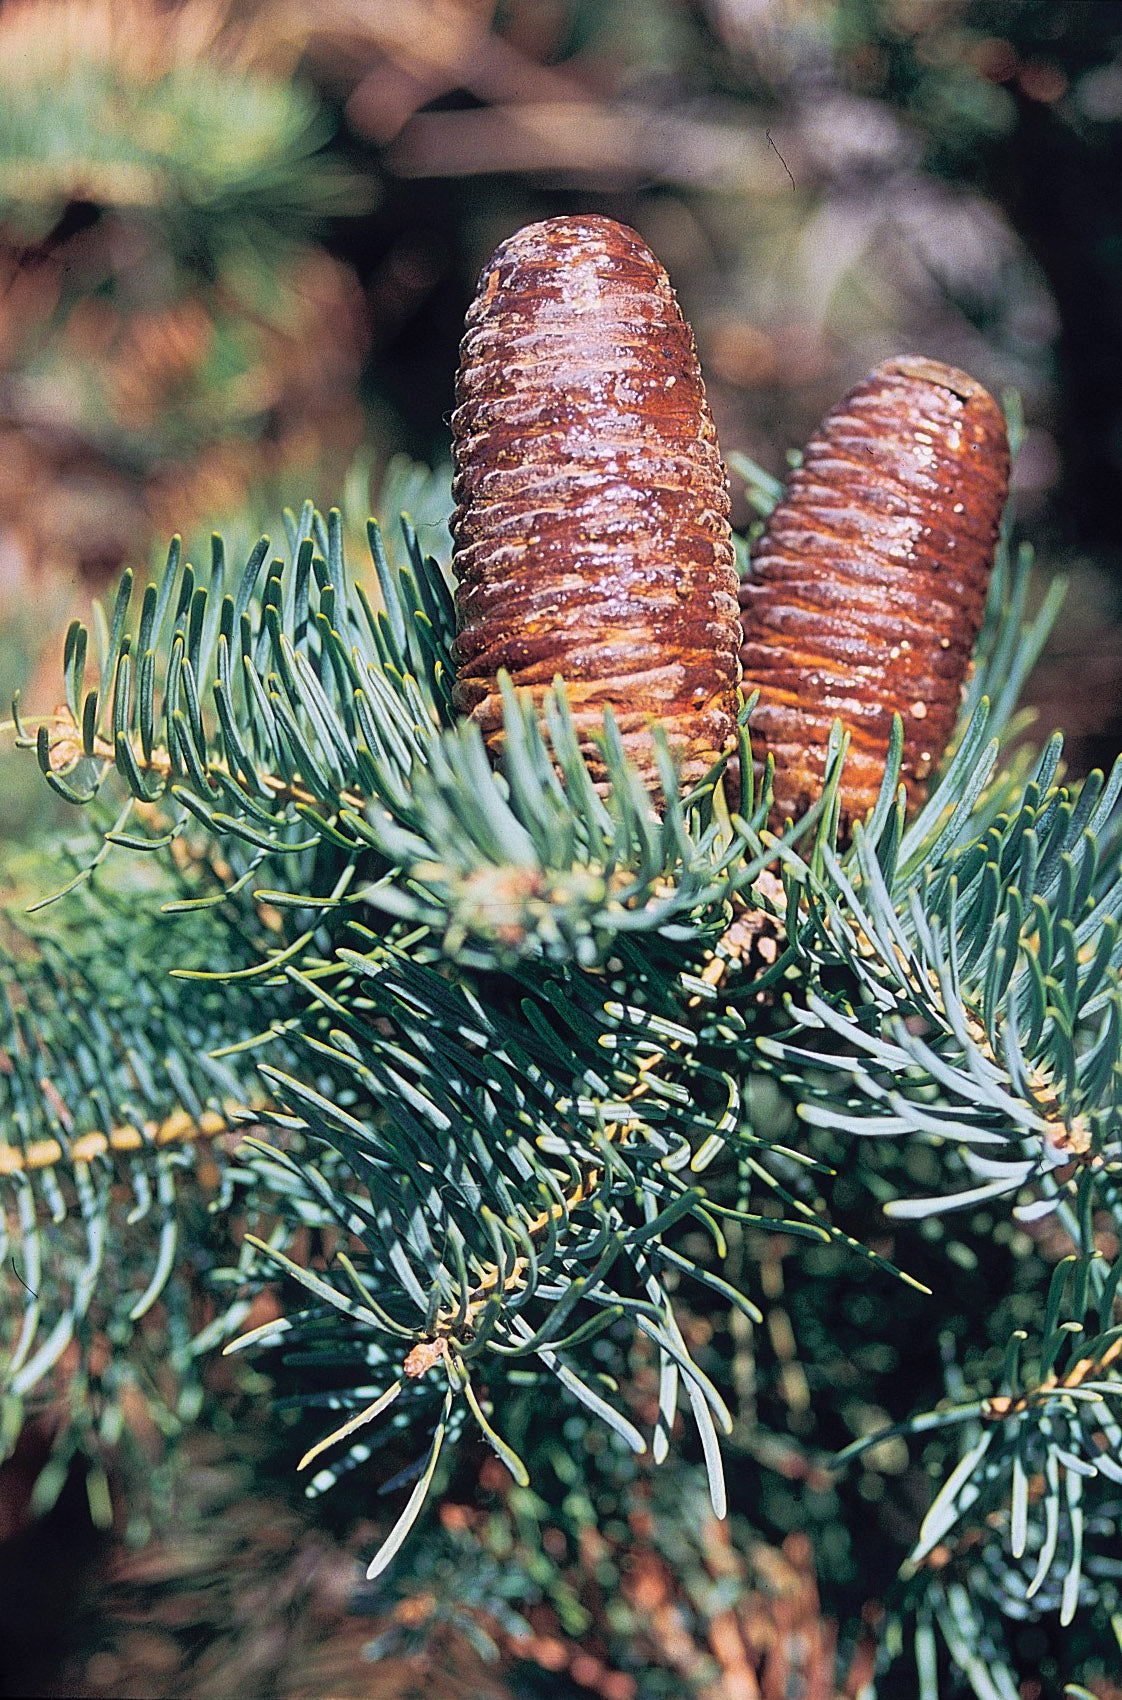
[[450, 215, 742, 793], [738, 356, 1010, 833]]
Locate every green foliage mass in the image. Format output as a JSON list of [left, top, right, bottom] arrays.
[[2, 458, 1121, 1695], [0, 29, 359, 252]]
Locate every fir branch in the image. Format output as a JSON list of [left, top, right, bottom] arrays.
[[222, 871, 923, 1578], [12, 448, 1119, 1698], [0, 827, 309, 1427], [758, 724, 1122, 1218], [27, 507, 805, 967]]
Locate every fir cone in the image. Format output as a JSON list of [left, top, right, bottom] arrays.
[[738, 356, 1010, 832], [450, 215, 742, 793]]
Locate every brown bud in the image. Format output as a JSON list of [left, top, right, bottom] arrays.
[[450, 215, 742, 792], [738, 356, 1010, 833]]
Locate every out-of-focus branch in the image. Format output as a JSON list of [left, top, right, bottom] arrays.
[[385, 100, 805, 192], [276, 0, 806, 190]]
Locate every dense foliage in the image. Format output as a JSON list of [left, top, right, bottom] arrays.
[[0, 433, 1119, 1696]]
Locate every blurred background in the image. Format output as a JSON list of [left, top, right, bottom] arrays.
[[3, 1, 1122, 1694]]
